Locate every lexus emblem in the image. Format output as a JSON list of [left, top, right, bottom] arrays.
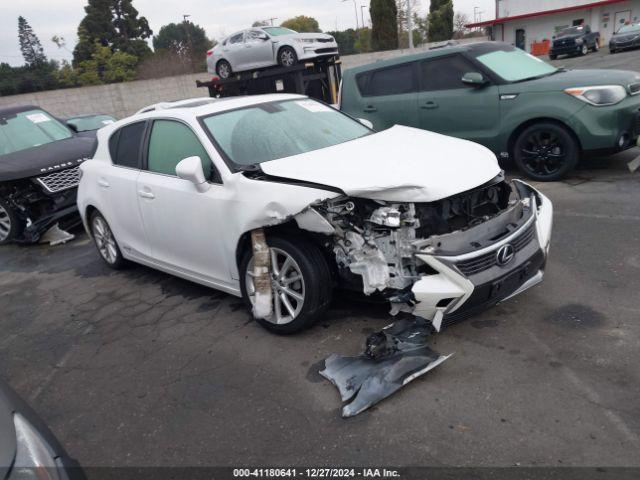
[[496, 244, 515, 266]]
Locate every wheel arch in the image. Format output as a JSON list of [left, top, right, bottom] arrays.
[[508, 117, 583, 158], [234, 221, 336, 279], [84, 204, 100, 237]]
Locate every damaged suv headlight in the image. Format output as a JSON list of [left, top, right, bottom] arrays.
[[369, 206, 401, 228]]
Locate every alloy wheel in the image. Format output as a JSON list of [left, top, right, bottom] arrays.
[[582, 44, 588, 55], [92, 216, 118, 265], [217, 62, 230, 79], [0, 204, 11, 242], [520, 130, 567, 177], [281, 50, 295, 67], [245, 247, 306, 325]]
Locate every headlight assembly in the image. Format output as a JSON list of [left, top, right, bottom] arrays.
[[11, 413, 58, 480], [575, 38, 584, 45], [564, 85, 627, 106]]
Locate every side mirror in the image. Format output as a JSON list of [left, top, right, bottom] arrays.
[[66, 122, 78, 133], [176, 156, 211, 193], [462, 72, 488, 87], [358, 118, 374, 129], [259, 33, 269, 41]]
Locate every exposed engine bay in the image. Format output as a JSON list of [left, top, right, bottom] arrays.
[[298, 175, 535, 317]]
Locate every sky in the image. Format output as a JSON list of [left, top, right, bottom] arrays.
[[0, 0, 494, 67]]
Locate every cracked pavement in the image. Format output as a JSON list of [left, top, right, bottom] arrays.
[[1, 151, 639, 467]]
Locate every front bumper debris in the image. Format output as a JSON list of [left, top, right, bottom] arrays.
[[320, 317, 452, 417]]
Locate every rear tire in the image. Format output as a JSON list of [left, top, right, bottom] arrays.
[[0, 198, 23, 245], [90, 210, 127, 269], [240, 235, 332, 335], [278, 46, 298, 68], [512, 122, 579, 182], [216, 60, 232, 79], [593, 41, 600, 52]]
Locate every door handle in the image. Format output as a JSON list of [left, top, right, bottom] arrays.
[[98, 179, 110, 188], [138, 189, 155, 199], [421, 101, 439, 110], [363, 105, 377, 113]]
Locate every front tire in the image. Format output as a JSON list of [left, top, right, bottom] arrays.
[[216, 60, 232, 79], [90, 210, 127, 269], [278, 46, 298, 68], [580, 43, 589, 55], [240, 235, 332, 334], [512, 122, 579, 181], [0, 198, 23, 245], [548, 53, 557, 60]]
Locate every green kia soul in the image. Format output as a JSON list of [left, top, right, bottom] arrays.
[[340, 42, 640, 181]]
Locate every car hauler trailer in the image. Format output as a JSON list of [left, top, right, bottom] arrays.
[[196, 57, 342, 105]]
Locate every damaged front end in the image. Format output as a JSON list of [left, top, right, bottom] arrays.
[[301, 174, 553, 331], [0, 176, 80, 244]]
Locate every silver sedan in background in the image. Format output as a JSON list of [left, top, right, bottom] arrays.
[[207, 27, 338, 78]]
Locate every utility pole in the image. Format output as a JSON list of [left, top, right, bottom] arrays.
[[183, 14, 195, 71], [266, 17, 278, 26], [361, 5, 367, 27], [342, 0, 359, 29], [407, 0, 414, 49]]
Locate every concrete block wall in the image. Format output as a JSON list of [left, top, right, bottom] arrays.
[[0, 38, 486, 120]]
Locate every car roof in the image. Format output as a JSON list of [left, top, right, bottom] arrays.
[[344, 41, 502, 75], [0, 105, 41, 117], [127, 93, 307, 122]]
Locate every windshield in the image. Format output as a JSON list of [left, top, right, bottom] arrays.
[[471, 46, 557, 82], [201, 99, 371, 167], [557, 26, 584, 36], [262, 27, 297, 36], [67, 114, 116, 132], [0, 109, 72, 156], [617, 24, 640, 34]]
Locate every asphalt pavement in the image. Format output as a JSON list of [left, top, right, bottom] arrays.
[[1, 147, 639, 469]]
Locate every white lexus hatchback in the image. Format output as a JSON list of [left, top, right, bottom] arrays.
[[78, 94, 553, 334]]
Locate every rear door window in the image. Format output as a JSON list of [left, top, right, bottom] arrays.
[[110, 121, 146, 169], [420, 55, 479, 91], [229, 32, 244, 44], [357, 63, 416, 97]]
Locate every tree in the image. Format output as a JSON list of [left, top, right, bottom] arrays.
[[18, 16, 47, 66], [428, 0, 453, 41], [153, 21, 213, 71], [252, 20, 270, 27], [370, 0, 398, 51], [280, 16, 321, 33], [76, 41, 138, 85], [453, 12, 469, 38], [73, 0, 152, 66]]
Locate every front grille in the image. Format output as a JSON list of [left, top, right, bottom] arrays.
[[455, 222, 536, 276], [36, 166, 81, 193], [629, 83, 640, 95], [315, 48, 338, 54]]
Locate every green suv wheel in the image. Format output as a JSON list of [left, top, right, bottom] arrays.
[[513, 122, 579, 181]]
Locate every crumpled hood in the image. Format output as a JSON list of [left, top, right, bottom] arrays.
[[0, 135, 95, 182], [259, 125, 500, 202]]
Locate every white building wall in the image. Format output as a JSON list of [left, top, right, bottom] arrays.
[[498, 0, 594, 18], [496, 0, 640, 50]]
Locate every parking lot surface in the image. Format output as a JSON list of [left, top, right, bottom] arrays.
[[1, 150, 640, 467]]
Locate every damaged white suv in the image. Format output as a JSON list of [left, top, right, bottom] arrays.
[[78, 94, 553, 334]]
